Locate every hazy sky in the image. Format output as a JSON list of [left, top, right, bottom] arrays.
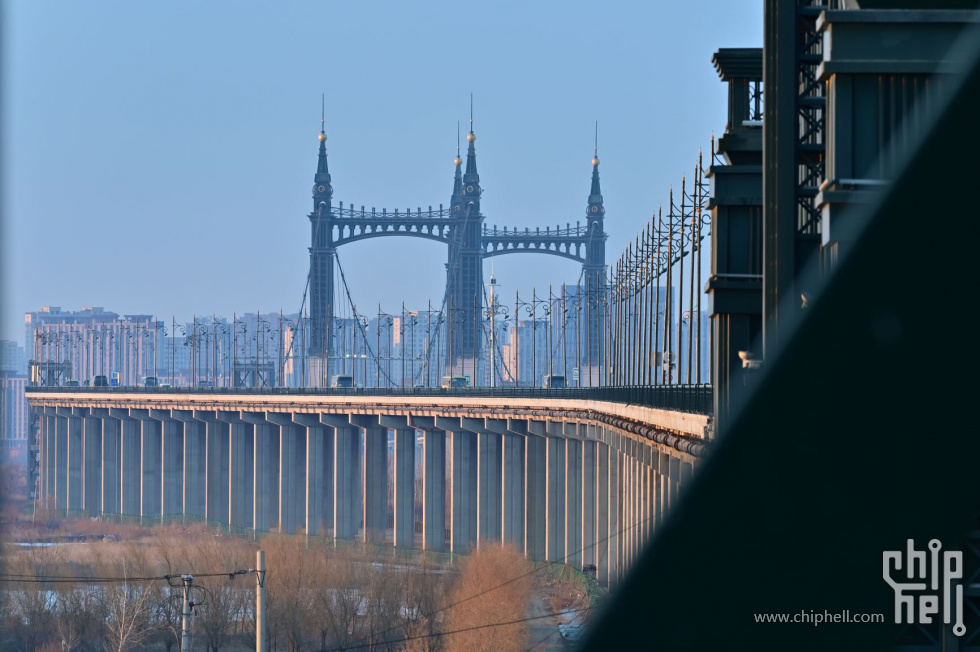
[[2, 1, 761, 342]]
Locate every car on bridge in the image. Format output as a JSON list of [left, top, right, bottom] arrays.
[[142, 376, 159, 388], [542, 374, 566, 389], [93, 375, 109, 387], [441, 376, 469, 388], [330, 374, 354, 388]]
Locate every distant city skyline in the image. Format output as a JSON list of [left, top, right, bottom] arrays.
[[2, 1, 762, 341]]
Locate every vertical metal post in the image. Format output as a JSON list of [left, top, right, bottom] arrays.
[[256, 550, 266, 652], [181, 574, 192, 652]]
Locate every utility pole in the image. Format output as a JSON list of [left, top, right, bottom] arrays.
[[256, 550, 266, 652], [181, 574, 193, 652]]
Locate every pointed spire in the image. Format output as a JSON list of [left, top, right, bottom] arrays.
[[587, 122, 604, 220], [316, 94, 329, 176], [313, 94, 332, 208], [452, 121, 463, 197], [464, 93, 478, 181]]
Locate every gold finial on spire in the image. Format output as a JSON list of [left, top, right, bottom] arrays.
[[319, 94, 327, 142]]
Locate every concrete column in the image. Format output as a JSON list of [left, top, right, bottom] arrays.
[[82, 413, 102, 516], [66, 411, 83, 511], [596, 438, 609, 586], [545, 435, 566, 562], [114, 412, 141, 516], [658, 451, 669, 530], [501, 432, 525, 550], [41, 412, 56, 506], [361, 423, 387, 544], [607, 440, 620, 588], [440, 417, 476, 554], [221, 415, 254, 530], [202, 414, 230, 525], [476, 431, 502, 546], [56, 415, 68, 510], [668, 455, 681, 517], [100, 414, 121, 516], [649, 448, 661, 543], [422, 429, 446, 552], [153, 412, 183, 518], [581, 439, 597, 568], [250, 418, 279, 533], [624, 444, 634, 571], [139, 414, 162, 519], [331, 423, 360, 541], [296, 415, 332, 537], [275, 423, 303, 534], [392, 428, 415, 549], [173, 412, 206, 519], [565, 437, 582, 569], [525, 433, 547, 562]]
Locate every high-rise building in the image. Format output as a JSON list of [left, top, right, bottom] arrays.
[[0, 340, 27, 374], [24, 306, 163, 386], [0, 372, 29, 465]]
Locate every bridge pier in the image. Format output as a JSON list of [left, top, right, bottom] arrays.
[[218, 414, 252, 530], [606, 436, 621, 588], [418, 422, 446, 552], [596, 435, 609, 582], [295, 414, 332, 537], [524, 430, 547, 562], [270, 414, 305, 535], [440, 417, 477, 554], [151, 410, 183, 519], [581, 437, 597, 569], [197, 412, 230, 524], [381, 416, 415, 549], [353, 416, 387, 544], [475, 427, 502, 546], [499, 426, 525, 551], [130, 410, 162, 520], [172, 411, 206, 520], [112, 410, 140, 517], [246, 414, 279, 533], [565, 434, 583, 569], [544, 430, 566, 562], [94, 409, 120, 516], [324, 417, 360, 541]]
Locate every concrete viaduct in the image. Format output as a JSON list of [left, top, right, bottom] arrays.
[[27, 390, 708, 586]]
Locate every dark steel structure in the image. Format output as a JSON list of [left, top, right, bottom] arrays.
[[306, 118, 607, 380]]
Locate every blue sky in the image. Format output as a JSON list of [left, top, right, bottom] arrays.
[[2, 1, 761, 342]]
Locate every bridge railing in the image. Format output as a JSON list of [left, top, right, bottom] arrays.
[[26, 384, 713, 414]]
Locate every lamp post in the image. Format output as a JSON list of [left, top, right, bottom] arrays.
[[482, 278, 509, 389], [332, 317, 346, 382], [166, 319, 187, 387], [232, 314, 248, 388], [376, 307, 393, 388]]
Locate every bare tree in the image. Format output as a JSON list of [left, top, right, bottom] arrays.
[[263, 533, 318, 652], [53, 581, 104, 651], [7, 544, 56, 651], [365, 556, 405, 650], [312, 545, 366, 650], [95, 542, 157, 652], [442, 545, 531, 652], [397, 561, 446, 652]]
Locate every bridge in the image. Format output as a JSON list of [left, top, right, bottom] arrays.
[[23, 3, 980, 650], [306, 107, 607, 377], [25, 386, 708, 588]]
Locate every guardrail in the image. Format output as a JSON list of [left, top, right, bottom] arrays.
[[26, 384, 713, 415]]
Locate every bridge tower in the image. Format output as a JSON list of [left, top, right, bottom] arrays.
[[445, 119, 485, 370], [584, 146, 607, 369], [308, 118, 334, 380]]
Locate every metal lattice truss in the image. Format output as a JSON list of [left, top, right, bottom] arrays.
[[326, 200, 594, 263]]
